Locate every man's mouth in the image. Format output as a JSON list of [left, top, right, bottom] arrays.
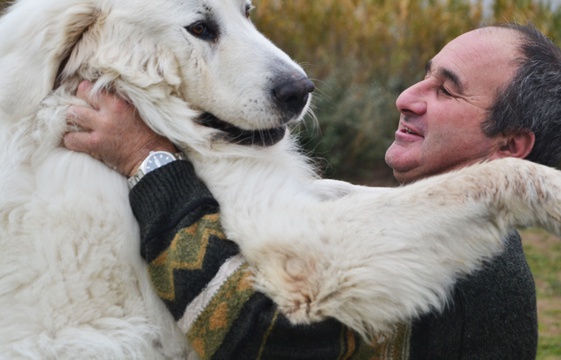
[[400, 125, 422, 137], [196, 112, 287, 147], [402, 126, 416, 135]]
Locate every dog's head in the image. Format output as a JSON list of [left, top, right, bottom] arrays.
[[0, 0, 314, 150]]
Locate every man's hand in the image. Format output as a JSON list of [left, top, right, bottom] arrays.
[[63, 81, 176, 177]]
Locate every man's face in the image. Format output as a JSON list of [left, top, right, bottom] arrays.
[[385, 28, 521, 184]]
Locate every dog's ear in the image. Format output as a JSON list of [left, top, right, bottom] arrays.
[[0, 0, 98, 119]]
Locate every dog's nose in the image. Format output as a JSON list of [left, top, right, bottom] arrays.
[[272, 75, 315, 120]]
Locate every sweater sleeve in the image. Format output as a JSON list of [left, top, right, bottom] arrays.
[[129, 160, 409, 360]]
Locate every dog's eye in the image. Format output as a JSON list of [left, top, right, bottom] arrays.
[[186, 21, 218, 41], [245, 4, 254, 19]]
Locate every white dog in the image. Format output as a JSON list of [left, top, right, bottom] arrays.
[[1, 0, 561, 358]]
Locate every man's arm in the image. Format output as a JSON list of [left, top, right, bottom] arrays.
[[131, 160, 402, 359]]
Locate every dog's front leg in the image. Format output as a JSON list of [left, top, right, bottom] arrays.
[[242, 158, 561, 340]]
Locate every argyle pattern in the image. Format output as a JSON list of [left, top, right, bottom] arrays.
[[147, 212, 410, 359]]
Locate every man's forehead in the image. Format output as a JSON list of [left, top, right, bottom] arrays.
[[429, 28, 520, 91], [449, 27, 520, 63]]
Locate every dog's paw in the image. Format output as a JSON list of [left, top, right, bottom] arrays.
[[245, 242, 414, 339], [270, 257, 328, 323], [249, 247, 328, 324]]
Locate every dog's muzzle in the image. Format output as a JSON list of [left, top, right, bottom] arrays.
[[197, 113, 287, 147]]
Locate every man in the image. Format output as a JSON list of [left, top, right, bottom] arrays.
[[64, 23, 561, 359], [385, 24, 547, 359]]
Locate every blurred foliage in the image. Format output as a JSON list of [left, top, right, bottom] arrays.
[[1, 0, 561, 182], [0, 0, 9, 11], [253, 0, 561, 183], [521, 228, 561, 360]]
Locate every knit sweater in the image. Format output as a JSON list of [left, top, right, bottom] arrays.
[[129, 160, 537, 360], [409, 231, 538, 360], [129, 160, 409, 360]]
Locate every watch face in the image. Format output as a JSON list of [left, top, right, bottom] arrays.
[[143, 152, 176, 173]]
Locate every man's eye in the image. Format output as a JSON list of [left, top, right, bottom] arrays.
[[439, 86, 452, 97]]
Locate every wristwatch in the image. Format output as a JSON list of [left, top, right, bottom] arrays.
[[127, 151, 184, 189]]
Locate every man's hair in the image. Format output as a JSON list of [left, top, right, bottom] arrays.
[[483, 23, 561, 166]]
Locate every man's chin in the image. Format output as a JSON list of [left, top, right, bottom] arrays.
[[385, 143, 413, 167], [384, 147, 420, 184]]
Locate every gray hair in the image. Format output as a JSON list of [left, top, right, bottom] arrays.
[[483, 23, 561, 167]]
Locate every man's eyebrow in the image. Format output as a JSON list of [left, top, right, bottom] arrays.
[[425, 59, 465, 93]]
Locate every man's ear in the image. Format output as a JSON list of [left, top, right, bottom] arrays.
[[497, 131, 536, 159]]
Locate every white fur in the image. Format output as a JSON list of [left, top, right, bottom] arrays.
[[1, 0, 561, 357]]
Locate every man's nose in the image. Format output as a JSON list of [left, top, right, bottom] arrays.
[[395, 81, 427, 116]]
